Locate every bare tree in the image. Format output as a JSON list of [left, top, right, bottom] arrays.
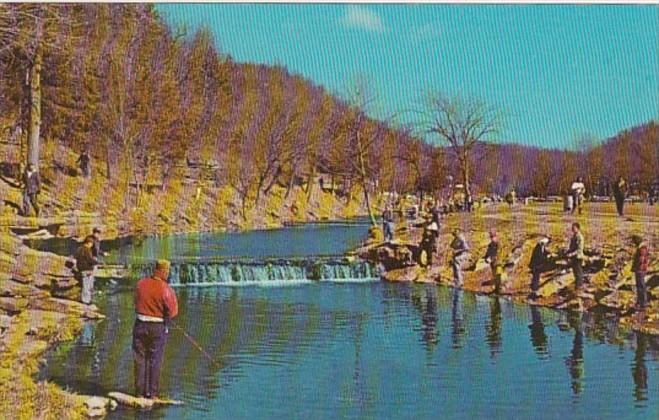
[[422, 93, 501, 208]]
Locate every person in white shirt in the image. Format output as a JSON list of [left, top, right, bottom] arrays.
[[570, 177, 586, 215]]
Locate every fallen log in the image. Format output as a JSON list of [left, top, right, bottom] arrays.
[[108, 391, 183, 409]]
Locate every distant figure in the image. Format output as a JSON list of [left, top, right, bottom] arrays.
[[483, 229, 501, 293], [21, 163, 41, 217], [631, 236, 649, 311], [133, 260, 178, 399], [648, 182, 657, 206], [77, 151, 91, 178], [570, 177, 586, 215], [450, 229, 470, 286], [75, 236, 97, 305], [612, 176, 629, 217], [419, 213, 440, 266], [529, 236, 551, 299], [506, 189, 516, 207], [91, 227, 108, 261], [319, 177, 324, 190], [566, 223, 585, 291], [382, 206, 394, 242]]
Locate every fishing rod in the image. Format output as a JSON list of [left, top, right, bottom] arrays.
[[170, 320, 222, 369]]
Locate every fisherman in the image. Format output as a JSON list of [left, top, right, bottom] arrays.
[[450, 229, 470, 286], [570, 177, 586, 215], [74, 236, 97, 305], [612, 176, 629, 217], [382, 205, 394, 242], [631, 236, 650, 311], [77, 151, 91, 178], [483, 229, 501, 293], [133, 259, 178, 399], [419, 212, 440, 266], [21, 163, 41, 217], [529, 236, 551, 299], [565, 223, 585, 291]]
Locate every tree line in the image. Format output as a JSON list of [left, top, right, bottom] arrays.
[[1, 4, 657, 216]]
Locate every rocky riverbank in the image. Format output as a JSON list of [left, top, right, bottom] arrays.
[[358, 202, 659, 336]]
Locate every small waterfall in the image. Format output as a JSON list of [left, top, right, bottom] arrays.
[[131, 258, 378, 286]]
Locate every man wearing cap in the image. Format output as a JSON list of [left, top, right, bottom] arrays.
[[450, 229, 470, 286], [133, 259, 178, 399], [529, 236, 551, 299], [74, 236, 97, 304], [483, 229, 501, 293]]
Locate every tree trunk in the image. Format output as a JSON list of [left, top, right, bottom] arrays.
[[27, 46, 42, 169], [358, 140, 376, 227]]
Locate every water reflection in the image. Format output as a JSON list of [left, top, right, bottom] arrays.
[[565, 311, 585, 397], [486, 297, 502, 358], [632, 333, 648, 403], [528, 306, 549, 359], [42, 283, 659, 419]]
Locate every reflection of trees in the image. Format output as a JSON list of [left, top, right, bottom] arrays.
[[486, 297, 502, 358], [632, 333, 648, 402], [565, 311, 584, 396], [528, 306, 548, 358]]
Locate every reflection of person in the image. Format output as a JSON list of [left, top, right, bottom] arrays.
[[486, 297, 502, 357], [528, 306, 548, 357], [565, 312, 584, 396], [450, 289, 465, 348], [632, 333, 648, 402], [420, 287, 438, 350], [133, 260, 179, 399]]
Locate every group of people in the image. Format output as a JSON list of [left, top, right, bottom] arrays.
[[383, 205, 651, 311], [74, 229, 178, 399]]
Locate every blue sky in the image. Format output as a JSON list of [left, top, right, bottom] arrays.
[[157, 4, 658, 149]]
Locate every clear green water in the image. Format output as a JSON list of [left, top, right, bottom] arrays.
[[41, 224, 658, 419]]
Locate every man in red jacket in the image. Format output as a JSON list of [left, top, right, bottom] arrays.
[[133, 259, 178, 399]]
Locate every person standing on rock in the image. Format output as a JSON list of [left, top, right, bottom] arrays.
[[631, 236, 649, 311], [450, 229, 470, 286], [21, 163, 41, 217], [570, 177, 586, 215], [90, 227, 108, 261], [382, 205, 394, 242], [566, 223, 585, 291], [420, 214, 440, 266], [529, 236, 551, 299], [483, 229, 501, 293], [612, 176, 629, 217], [133, 259, 178, 399], [77, 151, 91, 178], [75, 236, 97, 305]]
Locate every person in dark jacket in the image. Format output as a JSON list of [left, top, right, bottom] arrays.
[[419, 214, 439, 266], [90, 227, 108, 260], [133, 260, 178, 399], [77, 151, 91, 178], [631, 236, 650, 310], [483, 229, 501, 293], [612, 176, 628, 217], [566, 223, 585, 291], [75, 237, 97, 304], [22, 163, 41, 217], [382, 206, 394, 242], [529, 236, 551, 299]]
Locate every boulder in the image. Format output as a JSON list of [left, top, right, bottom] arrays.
[[0, 296, 28, 313]]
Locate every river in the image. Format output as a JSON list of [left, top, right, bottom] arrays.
[[40, 221, 658, 419]]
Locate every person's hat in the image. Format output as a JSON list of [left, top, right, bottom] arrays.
[[92, 227, 101, 234], [631, 235, 643, 245], [83, 235, 94, 244], [539, 236, 550, 245], [155, 259, 171, 271]]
